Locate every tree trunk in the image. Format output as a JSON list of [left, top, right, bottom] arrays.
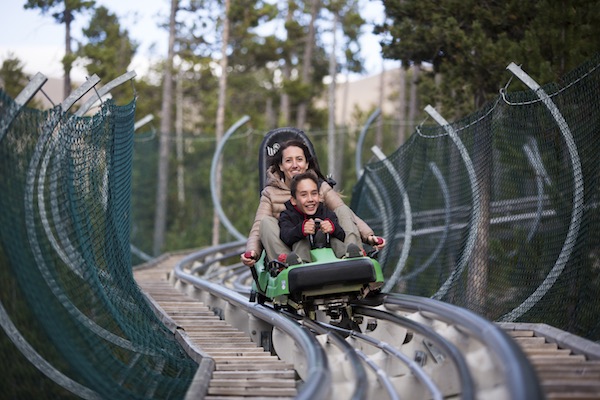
[[434, 71, 443, 110], [176, 70, 185, 206], [467, 124, 492, 315], [63, 9, 72, 98], [467, 87, 492, 314], [266, 97, 275, 129], [376, 64, 385, 147], [153, 0, 178, 256], [212, 0, 230, 246], [397, 66, 407, 147], [337, 73, 349, 188], [327, 12, 338, 181], [408, 63, 421, 134], [280, 67, 291, 126], [341, 72, 349, 128], [296, 0, 319, 129], [279, 1, 293, 126]]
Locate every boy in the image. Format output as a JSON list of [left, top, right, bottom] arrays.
[[279, 171, 360, 263]]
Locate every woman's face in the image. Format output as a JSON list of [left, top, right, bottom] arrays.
[[279, 146, 308, 184]]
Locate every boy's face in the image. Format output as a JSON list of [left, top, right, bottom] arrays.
[[291, 178, 319, 215]]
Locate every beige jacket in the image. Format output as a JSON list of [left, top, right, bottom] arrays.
[[245, 167, 374, 255]]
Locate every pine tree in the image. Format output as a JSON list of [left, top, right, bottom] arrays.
[[24, 0, 96, 99], [79, 6, 137, 87]]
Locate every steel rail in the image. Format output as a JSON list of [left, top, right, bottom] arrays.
[[318, 319, 436, 400], [383, 293, 544, 400], [177, 241, 545, 399], [300, 318, 370, 400], [174, 241, 332, 400], [354, 305, 471, 400]]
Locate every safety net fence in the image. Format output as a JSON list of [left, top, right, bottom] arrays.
[[0, 93, 198, 398], [352, 54, 600, 341]]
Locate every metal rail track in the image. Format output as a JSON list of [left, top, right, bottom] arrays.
[[133, 244, 600, 399], [134, 250, 302, 399]]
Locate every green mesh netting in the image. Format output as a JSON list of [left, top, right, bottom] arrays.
[[352, 54, 600, 340], [0, 95, 198, 398]]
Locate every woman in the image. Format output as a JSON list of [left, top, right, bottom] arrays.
[[241, 139, 384, 266]]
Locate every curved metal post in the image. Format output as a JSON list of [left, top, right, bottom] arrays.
[[61, 75, 100, 112], [26, 76, 102, 281], [134, 114, 154, 131], [0, 72, 48, 142], [425, 105, 481, 300], [75, 71, 137, 116], [15, 72, 48, 106], [363, 172, 393, 263], [210, 115, 251, 241], [499, 63, 584, 321], [355, 108, 381, 179], [370, 146, 413, 292], [41, 71, 137, 278]]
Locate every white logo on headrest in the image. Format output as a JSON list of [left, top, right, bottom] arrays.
[[267, 143, 280, 157]]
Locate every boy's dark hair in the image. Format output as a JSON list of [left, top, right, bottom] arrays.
[[290, 171, 319, 198]]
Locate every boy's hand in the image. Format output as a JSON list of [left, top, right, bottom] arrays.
[[319, 219, 333, 234], [303, 219, 316, 235]]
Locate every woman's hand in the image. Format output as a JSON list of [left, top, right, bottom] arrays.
[[241, 250, 257, 267], [368, 235, 386, 250]]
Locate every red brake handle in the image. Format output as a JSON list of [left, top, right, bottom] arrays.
[[244, 251, 255, 260], [375, 237, 384, 245]]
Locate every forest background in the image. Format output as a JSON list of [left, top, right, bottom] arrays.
[[1, 0, 598, 262]]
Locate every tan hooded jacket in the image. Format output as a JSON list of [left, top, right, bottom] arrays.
[[245, 166, 374, 255]]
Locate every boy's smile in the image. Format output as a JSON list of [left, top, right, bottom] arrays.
[[291, 178, 319, 215]]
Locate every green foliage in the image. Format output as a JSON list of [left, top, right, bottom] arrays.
[[376, 0, 600, 115], [24, 0, 97, 95], [61, 51, 77, 72], [0, 54, 29, 98], [282, 79, 312, 102], [327, 0, 366, 75], [24, 0, 95, 24], [79, 6, 138, 87], [15, 0, 388, 252], [133, 77, 163, 128], [0, 54, 45, 109]]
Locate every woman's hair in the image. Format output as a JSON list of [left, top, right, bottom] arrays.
[[269, 139, 327, 182]]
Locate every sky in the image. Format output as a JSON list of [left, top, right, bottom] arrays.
[[0, 0, 397, 83]]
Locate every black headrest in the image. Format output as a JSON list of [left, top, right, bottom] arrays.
[[258, 127, 319, 194]]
